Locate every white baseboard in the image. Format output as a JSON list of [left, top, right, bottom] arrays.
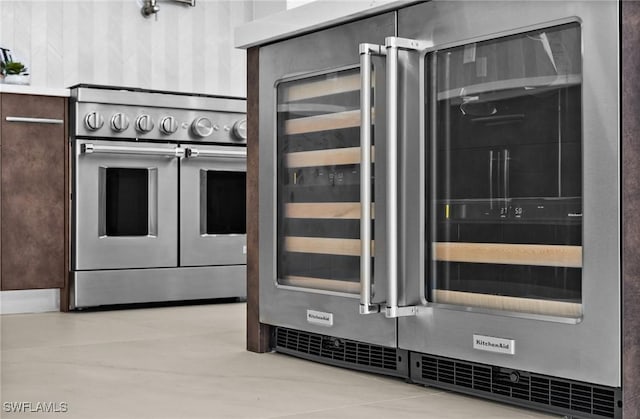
[[0, 289, 60, 314]]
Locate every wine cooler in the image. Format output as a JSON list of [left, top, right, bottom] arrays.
[[256, 1, 626, 417]]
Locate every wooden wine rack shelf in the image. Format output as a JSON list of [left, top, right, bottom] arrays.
[[433, 289, 582, 317], [286, 146, 374, 168], [284, 236, 373, 256], [281, 72, 361, 102], [285, 109, 369, 135], [433, 242, 582, 268]]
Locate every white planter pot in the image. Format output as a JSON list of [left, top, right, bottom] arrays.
[[3, 74, 30, 85]]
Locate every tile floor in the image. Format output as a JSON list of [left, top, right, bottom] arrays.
[[1, 302, 559, 418]]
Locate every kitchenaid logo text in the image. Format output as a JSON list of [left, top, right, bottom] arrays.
[[306, 310, 333, 327], [3, 401, 68, 413], [473, 334, 515, 355]]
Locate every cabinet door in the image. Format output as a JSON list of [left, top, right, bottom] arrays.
[[1, 94, 67, 290]]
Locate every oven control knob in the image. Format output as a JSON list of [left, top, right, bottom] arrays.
[[84, 112, 104, 131], [159, 116, 178, 135], [110, 113, 130, 132], [231, 119, 247, 141], [135, 114, 155, 133], [191, 116, 214, 138]]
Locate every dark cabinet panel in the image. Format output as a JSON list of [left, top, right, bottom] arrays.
[[1, 93, 67, 290]]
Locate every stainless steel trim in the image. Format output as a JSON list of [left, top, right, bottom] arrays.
[[359, 43, 385, 315], [73, 102, 246, 143], [199, 170, 208, 235], [5, 116, 63, 125], [276, 283, 359, 299], [386, 305, 418, 317], [148, 169, 159, 237], [414, 16, 583, 58], [273, 63, 361, 90], [419, 301, 582, 325], [81, 143, 185, 158], [73, 87, 246, 113], [97, 167, 107, 237], [187, 147, 246, 159], [96, 166, 159, 237], [70, 265, 245, 309], [420, 47, 435, 307]]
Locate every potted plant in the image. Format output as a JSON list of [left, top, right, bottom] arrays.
[[1, 60, 30, 85]]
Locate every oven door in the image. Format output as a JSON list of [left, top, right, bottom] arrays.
[[180, 145, 246, 266], [395, 1, 620, 387], [260, 12, 400, 348], [73, 139, 181, 270]]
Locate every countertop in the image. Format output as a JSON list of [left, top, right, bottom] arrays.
[[0, 84, 70, 97], [234, 0, 420, 49]]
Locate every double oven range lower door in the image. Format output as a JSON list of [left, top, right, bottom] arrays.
[[261, 1, 621, 416], [72, 139, 247, 308]]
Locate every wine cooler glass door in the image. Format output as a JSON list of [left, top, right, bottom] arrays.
[[429, 23, 583, 318], [276, 67, 385, 299]]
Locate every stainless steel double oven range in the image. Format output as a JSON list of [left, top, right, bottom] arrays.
[[259, 2, 620, 418], [70, 85, 247, 309]]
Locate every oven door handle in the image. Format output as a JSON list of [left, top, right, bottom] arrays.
[[186, 148, 247, 159], [359, 43, 385, 315], [81, 143, 185, 157], [384, 37, 432, 318]]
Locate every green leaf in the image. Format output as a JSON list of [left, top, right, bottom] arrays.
[[1, 60, 28, 75]]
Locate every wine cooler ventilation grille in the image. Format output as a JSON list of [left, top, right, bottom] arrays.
[[275, 327, 402, 374], [416, 354, 620, 419]]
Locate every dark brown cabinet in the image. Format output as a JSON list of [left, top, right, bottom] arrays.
[[0, 93, 68, 290]]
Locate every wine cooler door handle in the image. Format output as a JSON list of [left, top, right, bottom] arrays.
[[384, 37, 432, 319], [359, 43, 385, 315]]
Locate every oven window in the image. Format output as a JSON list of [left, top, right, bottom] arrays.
[[275, 67, 369, 294], [428, 23, 582, 317], [105, 168, 149, 236], [204, 171, 246, 235]]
